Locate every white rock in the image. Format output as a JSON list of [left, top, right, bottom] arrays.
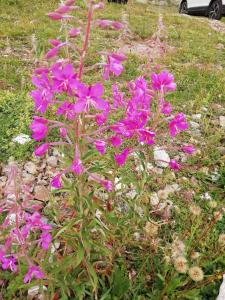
[[146, 163, 154, 171], [115, 177, 122, 191], [22, 172, 35, 185], [164, 184, 180, 194], [200, 192, 212, 201], [95, 209, 102, 219], [216, 274, 225, 300], [190, 121, 200, 130], [135, 164, 144, 173], [192, 114, 202, 120], [150, 192, 159, 206], [134, 204, 144, 217], [47, 156, 58, 168], [133, 232, 140, 241], [53, 149, 61, 157], [28, 286, 47, 300], [219, 116, 225, 128], [24, 162, 37, 175], [126, 189, 137, 200], [211, 170, 221, 182], [12, 134, 31, 145], [153, 147, 170, 168]]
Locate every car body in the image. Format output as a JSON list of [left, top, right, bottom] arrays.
[[179, 0, 225, 19]]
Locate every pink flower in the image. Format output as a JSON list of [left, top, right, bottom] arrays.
[[69, 27, 81, 38], [181, 145, 195, 155], [60, 128, 67, 138], [0, 249, 6, 262], [151, 71, 176, 93], [2, 256, 17, 272], [55, 5, 72, 14], [95, 108, 109, 125], [103, 53, 127, 80], [89, 174, 112, 191], [138, 129, 155, 145], [56, 101, 76, 120], [25, 212, 52, 231], [169, 159, 181, 171], [115, 148, 129, 166], [24, 265, 44, 283], [100, 179, 113, 191], [97, 19, 111, 29], [110, 135, 122, 148], [40, 232, 52, 250], [112, 21, 124, 30], [93, 2, 104, 10], [45, 47, 59, 59], [47, 12, 64, 20], [31, 72, 53, 114], [161, 101, 172, 115], [71, 145, 84, 175], [112, 84, 125, 108], [74, 82, 109, 113], [30, 117, 48, 141], [34, 68, 49, 75], [169, 113, 188, 137], [52, 63, 78, 95], [49, 39, 61, 46], [51, 174, 63, 189], [34, 143, 49, 156], [94, 140, 106, 154]]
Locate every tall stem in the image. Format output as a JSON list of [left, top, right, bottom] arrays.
[[78, 4, 93, 80]]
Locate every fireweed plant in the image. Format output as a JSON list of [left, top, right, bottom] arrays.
[[4, 0, 225, 299]]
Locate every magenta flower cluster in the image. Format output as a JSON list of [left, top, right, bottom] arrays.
[[0, 165, 52, 283], [29, 0, 195, 193]]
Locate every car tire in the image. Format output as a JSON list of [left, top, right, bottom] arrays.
[[208, 0, 222, 20], [179, 1, 188, 14]]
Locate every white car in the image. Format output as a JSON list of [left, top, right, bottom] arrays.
[[179, 0, 225, 19]]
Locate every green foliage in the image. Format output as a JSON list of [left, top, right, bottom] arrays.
[[0, 91, 34, 161]]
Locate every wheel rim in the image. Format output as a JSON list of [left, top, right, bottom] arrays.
[[209, 2, 220, 19], [181, 2, 188, 14]]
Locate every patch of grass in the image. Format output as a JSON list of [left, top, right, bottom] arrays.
[[0, 91, 34, 162]]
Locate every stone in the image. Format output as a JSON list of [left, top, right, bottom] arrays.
[[22, 172, 35, 185], [219, 116, 225, 128], [24, 162, 37, 175], [34, 185, 50, 202], [135, 164, 144, 173], [154, 147, 170, 168], [150, 192, 159, 206], [218, 147, 225, 155], [126, 189, 137, 200], [190, 121, 200, 130], [216, 274, 225, 300], [47, 156, 58, 168], [192, 114, 202, 120], [28, 286, 47, 300], [216, 43, 225, 50], [164, 184, 180, 194], [200, 192, 212, 201]]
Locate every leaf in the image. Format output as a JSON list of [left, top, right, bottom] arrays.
[[86, 263, 98, 291], [73, 245, 84, 269], [112, 267, 130, 299], [165, 276, 183, 294]]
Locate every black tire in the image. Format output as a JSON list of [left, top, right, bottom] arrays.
[[179, 1, 188, 14], [208, 0, 222, 20]]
